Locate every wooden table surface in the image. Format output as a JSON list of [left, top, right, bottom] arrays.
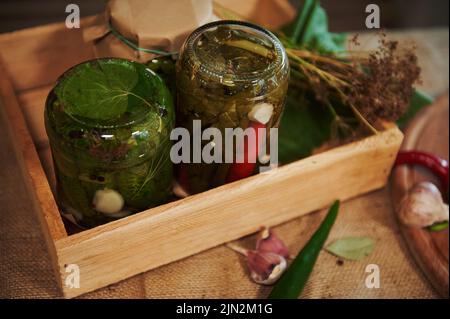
[[0, 28, 448, 298]]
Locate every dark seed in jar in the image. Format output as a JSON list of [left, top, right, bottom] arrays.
[[158, 107, 168, 117], [68, 130, 84, 139]]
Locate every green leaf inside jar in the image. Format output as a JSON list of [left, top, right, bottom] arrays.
[[54, 59, 161, 124]]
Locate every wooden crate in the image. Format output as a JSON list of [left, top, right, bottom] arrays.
[[0, 16, 403, 298]]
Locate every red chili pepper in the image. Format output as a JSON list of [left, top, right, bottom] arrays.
[[395, 150, 449, 193], [177, 164, 190, 194], [226, 122, 265, 183]]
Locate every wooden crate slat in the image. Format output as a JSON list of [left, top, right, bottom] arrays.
[[0, 16, 98, 92], [0, 57, 66, 241]]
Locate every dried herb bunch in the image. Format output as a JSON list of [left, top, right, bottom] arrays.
[[348, 35, 422, 125], [213, 3, 424, 162], [280, 33, 422, 135]]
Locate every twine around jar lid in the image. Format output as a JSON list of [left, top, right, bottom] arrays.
[[107, 20, 178, 57]]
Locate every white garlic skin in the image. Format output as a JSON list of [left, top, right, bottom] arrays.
[[247, 251, 287, 285], [399, 182, 449, 227], [92, 189, 124, 215], [251, 256, 287, 285]]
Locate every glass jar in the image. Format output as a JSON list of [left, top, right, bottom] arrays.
[[45, 58, 174, 228], [176, 20, 289, 194]]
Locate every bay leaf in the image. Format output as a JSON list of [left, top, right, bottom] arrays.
[[325, 237, 375, 261]]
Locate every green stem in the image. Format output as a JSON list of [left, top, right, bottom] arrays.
[[224, 39, 273, 59], [290, 68, 307, 80], [325, 100, 338, 118], [289, 52, 350, 88], [268, 200, 340, 299], [287, 0, 319, 44], [331, 87, 378, 135], [131, 138, 170, 199], [347, 102, 378, 135]]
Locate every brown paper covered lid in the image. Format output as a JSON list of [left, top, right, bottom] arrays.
[[84, 0, 215, 62], [83, 0, 295, 62]]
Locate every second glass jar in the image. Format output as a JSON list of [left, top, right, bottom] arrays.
[[176, 20, 290, 194]]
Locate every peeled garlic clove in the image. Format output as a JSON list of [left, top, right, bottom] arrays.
[[256, 227, 289, 259], [247, 103, 274, 125], [398, 182, 449, 227], [93, 188, 124, 215], [247, 250, 287, 285]]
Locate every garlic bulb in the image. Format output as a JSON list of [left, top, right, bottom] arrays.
[[256, 227, 289, 258], [92, 188, 124, 215], [247, 250, 287, 285], [398, 182, 449, 227], [227, 227, 289, 286]]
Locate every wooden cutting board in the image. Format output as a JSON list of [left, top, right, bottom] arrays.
[[391, 93, 449, 298]]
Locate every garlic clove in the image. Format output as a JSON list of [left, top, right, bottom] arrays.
[[92, 188, 124, 215], [398, 182, 449, 227], [247, 250, 287, 285], [247, 103, 274, 125], [173, 181, 190, 199], [256, 227, 289, 259]]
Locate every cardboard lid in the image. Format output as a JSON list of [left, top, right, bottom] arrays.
[[83, 0, 295, 62], [84, 0, 214, 61]]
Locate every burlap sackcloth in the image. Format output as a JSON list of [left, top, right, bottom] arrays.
[[0, 27, 447, 299]]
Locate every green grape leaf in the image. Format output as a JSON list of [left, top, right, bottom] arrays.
[[282, 0, 347, 53], [325, 237, 375, 261], [397, 89, 434, 128], [278, 91, 334, 164], [54, 59, 150, 120]]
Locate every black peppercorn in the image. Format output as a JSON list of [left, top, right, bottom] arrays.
[[68, 130, 84, 139], [158, 107, 168, 117]]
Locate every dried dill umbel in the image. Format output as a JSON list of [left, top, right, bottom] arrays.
[[281, 33, 422, 137], [347, 35, 422, 125], [211, 3, 421, 148]]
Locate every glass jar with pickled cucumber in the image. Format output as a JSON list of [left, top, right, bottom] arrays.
[[45, 58, 174, 228], [176, 21, 289, 194]]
